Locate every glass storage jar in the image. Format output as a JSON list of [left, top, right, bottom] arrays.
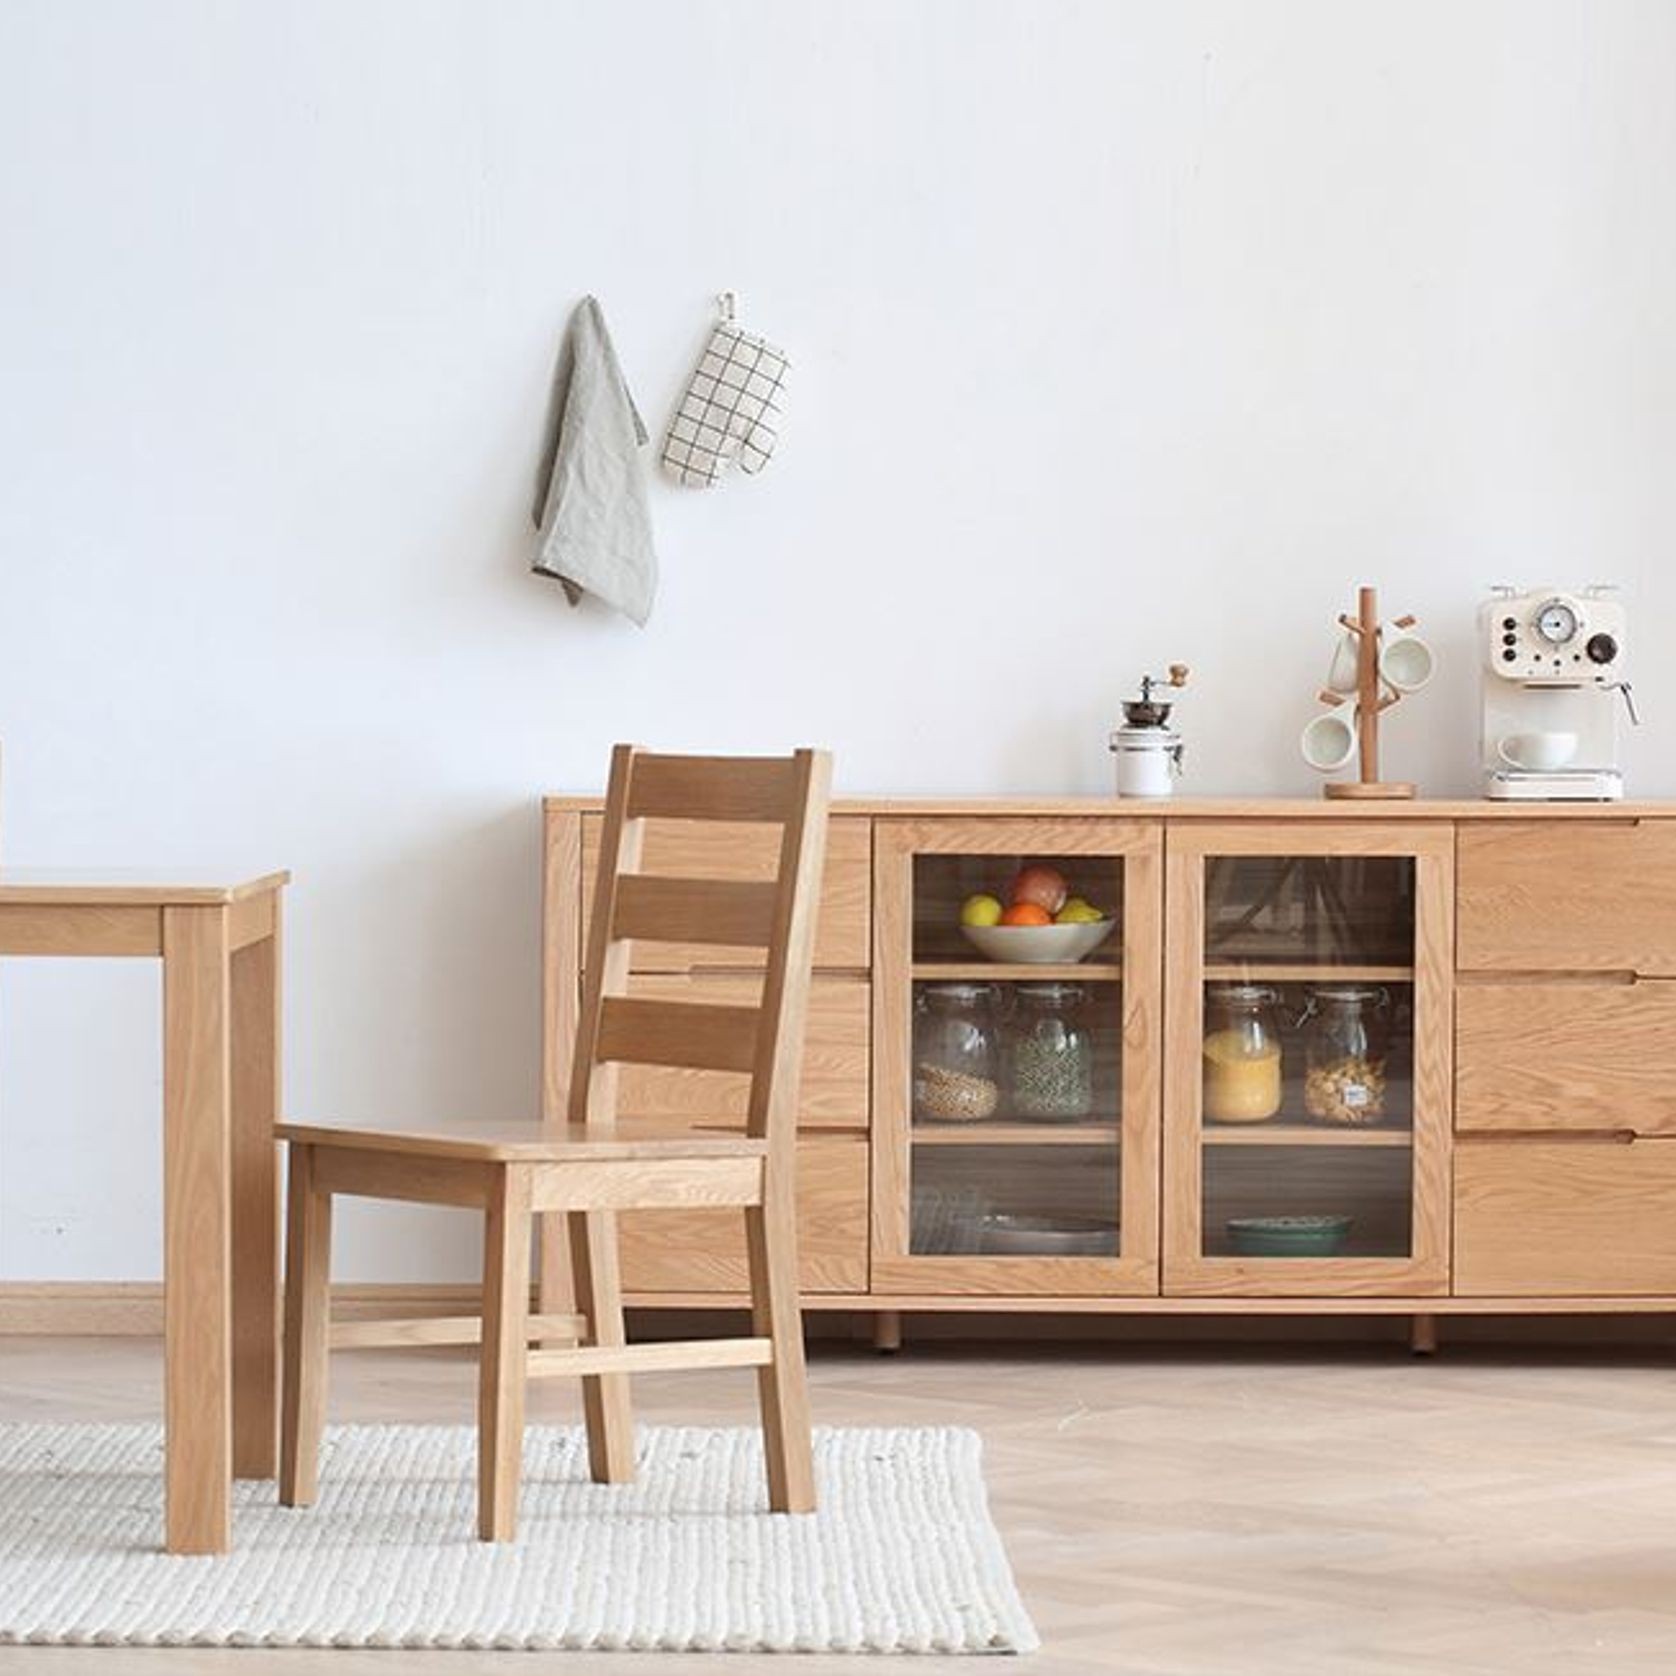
[[1006, 983, 1095, 1121], [912, 982, 1003, 1123], [1301, 984, 1390, 1125], [1202, 983, 1284, 1123]]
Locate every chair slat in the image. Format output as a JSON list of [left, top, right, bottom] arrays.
[[596, 995, 761, 1073], [526, 1337, 774, 1380], [611, 875, 779, 948], [329, 1312, 586, 1350], [626, 754, 801, 823]]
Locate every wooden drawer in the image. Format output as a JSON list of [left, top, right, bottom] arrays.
[[582, 814, 870, 971], [1457, 980, 1676, 1134], [616, 973, 868, 1130], [1458, 820, 1676, 974], [619, 1138, 868, 1295], [1454, 1137, 1676, 1295]]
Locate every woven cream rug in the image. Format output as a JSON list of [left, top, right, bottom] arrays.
[[0, 1423, 1037, 1653]]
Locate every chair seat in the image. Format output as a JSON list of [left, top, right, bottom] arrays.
[[275, 1116, 766, 1164]]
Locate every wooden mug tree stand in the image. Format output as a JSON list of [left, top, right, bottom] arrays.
[[1320, 585, 1416, 800]]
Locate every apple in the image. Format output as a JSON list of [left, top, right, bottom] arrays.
[[1009, 864, 1068, 915]]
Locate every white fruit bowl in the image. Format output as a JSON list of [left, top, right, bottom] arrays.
[[958, 918, 1115, 965]]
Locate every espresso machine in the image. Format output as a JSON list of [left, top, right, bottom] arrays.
[[1481, 585, 1638, 800]]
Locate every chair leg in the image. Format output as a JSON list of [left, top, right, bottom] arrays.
[[479, 1163, 533, 1542], [746, 1162, 816, 1513], [568, 1210, 635, 1483], [279, 1143, 332, 1506]]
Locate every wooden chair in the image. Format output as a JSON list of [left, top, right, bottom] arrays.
[[277, 745, 832, 1540]]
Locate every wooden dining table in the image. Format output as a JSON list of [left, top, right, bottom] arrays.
[[0, 870, 288, 1553]]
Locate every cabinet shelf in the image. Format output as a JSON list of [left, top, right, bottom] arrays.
[[1202, 1123, 1413, 1147], [912, 1122, 1119, 1146], [912, 962, 1122, 982], [1202, 963, 1413, 982]]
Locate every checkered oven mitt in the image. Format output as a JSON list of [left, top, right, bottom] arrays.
[[661, 297, 789, 487]]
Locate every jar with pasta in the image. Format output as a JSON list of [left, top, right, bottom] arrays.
[[913, 982, 1003, 1123], [1300, 984, 1390, 1126], [1202, 984, 1283, 1123]]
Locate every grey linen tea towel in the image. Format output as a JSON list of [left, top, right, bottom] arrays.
[[531, 296, 657, 626]]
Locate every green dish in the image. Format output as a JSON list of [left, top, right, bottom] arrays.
[[1226, 1214, 1353, 1257]]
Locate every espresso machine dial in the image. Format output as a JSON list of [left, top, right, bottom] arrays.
[[1534, 600, 1579, 646]]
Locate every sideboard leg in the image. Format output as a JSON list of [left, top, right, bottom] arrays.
[[1409, 1313, 1438, 1356], [873, 1311, 903, 1354]]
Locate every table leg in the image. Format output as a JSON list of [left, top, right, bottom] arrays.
[[162, 904, 233, 1554], [230, 907, 281, 1478]]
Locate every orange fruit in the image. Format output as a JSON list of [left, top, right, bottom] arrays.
[[999, 902, 1053, 926]]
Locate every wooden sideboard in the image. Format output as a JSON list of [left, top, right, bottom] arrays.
[[542, 797, 1676, 1334]]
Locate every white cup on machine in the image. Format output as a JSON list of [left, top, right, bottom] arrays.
[[1498, 730, 1578, 772], [1300, 710, 1358, 772]]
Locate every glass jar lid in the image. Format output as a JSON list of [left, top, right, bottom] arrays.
[[1207, 982, 1280, 1005], [1015, 982, 1086, 1006], [1304, 983, 1388, 1004], [919, 981, 1002, 1003]]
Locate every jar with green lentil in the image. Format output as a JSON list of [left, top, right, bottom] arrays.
[[1005, 983, 1095, 1121]]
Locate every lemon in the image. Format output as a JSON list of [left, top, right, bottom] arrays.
[[960, 893, 1004, 927]]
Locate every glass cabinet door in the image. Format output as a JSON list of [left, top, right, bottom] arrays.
[[1163, 824, 1452, 1296], [872, 819, 1161, 1295]]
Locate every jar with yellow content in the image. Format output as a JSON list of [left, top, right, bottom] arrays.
[[1202, 983, 1284, 1123]]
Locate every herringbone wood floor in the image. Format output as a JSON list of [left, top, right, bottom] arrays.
[[3, 1334, 1675, 1674]]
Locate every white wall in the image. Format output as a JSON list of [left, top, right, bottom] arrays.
[[3, 0, 1674, 1283]]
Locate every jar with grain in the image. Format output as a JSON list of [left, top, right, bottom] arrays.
[[1301, 984, 1390, 1126], [913, 982, 1003, 1123], [1006, 983, 1095, 1121], [1202, 983, 1284, 1123]]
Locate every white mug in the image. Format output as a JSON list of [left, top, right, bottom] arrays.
[[1498, 730, 1578, 772], [1301, 711, 1357, 773], [1379, 633, 1434, 694], [1325, 632, 1360, 694]]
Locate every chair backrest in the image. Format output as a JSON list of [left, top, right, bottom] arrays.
[[569, 746, 832, 1148]]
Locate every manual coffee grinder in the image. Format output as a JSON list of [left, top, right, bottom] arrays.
[[1110, 664, 1190, 798], [1481, 585, 1638, 800]]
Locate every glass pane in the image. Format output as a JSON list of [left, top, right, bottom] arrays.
[[1202, 1145, 1412, 1260], [911, 1144, 1120, 1257], [907, 849, 1125, 1260], [1201, 980, 1415, 1135], [1198, 852, 1419, 1262], [1204, 855, 1414, 969], [912, 853, 1122, 967]]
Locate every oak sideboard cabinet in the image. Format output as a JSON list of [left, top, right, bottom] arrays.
[[541, 797, 1676, 1339]]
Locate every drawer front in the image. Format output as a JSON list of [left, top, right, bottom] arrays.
[[615, 973, 868, 1130], [1457, 981, 1676, 1134], [1454, 1138, 1676, 1295], [1458, 821, 1676, 974], [582, 814, 870, 970], [619, 1138, 868, 1295]]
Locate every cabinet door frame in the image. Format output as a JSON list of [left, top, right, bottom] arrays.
[[871, 816, 1163, 1296], [1162, 821, 1454, 1297]]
